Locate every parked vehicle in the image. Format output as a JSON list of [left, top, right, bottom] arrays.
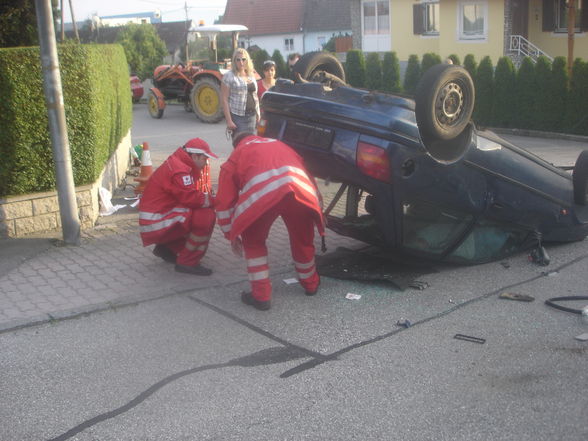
[[130, 74, 144, 103], [148, 24, 248, 123], [259, 53, 588, 264]]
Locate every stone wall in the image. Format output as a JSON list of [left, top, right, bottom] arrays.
[[0, 130, 131, 238]]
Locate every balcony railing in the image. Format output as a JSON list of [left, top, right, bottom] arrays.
[[509, 35, 553, 64]]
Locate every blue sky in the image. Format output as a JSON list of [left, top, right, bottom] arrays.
[[66, 0, 227, 25]]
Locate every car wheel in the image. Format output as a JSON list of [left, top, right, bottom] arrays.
[[148, 92, 164, 119], [293, 52, 346, 84], [415, 64, 474, 141], [573, 150, 588, 205], [191, 77, 223, 123]]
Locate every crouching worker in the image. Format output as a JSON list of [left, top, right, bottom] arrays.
[[139, 138, 217, 276], [215, 132, 326, 310]]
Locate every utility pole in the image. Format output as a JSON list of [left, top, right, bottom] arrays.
[[68, 0, 79, 42], [34, 0, 81, 245], [60, 0, 64, 41], [567, 0, 576, 80]]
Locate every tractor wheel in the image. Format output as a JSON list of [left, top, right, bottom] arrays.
[[148, 92, 164, 119], [191, 77, 223, 123]]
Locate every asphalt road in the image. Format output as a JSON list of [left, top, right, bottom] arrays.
[[1, 105, 587, 441]]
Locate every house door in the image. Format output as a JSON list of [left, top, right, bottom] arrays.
[[511, 0, 529, 38]]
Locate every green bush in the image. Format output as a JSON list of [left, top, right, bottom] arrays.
[[463, 54, 477, 79], [271, 50, 288, 79], [115, 23, 167, 80], [550, 56, 568, 131], [568, 58, 588, 135], [534, 56, 553, 131], [473, 56, 494, 126], [365, 52, 382, 91], [0, 44, 132, 197], [421, 52, 442, 74], [447, 54, 461, 66], [253, 49, 271, 77], [493, 57, 516, 128], [514, 57, 536, 129], [403, 54, 421, 95], [345, 49, 366, 88], [382, 52, 401, 93]]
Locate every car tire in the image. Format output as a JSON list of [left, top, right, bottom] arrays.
[[293, 52, 346, 84], [148, 92, 164, 119], [191, 77, 223, 123], [415, 64, 475, 141], [573, 150, 588, 205]]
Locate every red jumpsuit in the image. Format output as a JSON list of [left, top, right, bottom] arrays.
[[139, 147, 215, 267], [215, 135, 325, 301]]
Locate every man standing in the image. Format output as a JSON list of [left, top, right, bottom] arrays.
[[215, 132, 325, 310], [139, 138, 217, 276]]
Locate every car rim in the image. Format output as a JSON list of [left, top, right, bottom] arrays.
[[149, 95, 158, 114], [435, 81, 464, 127], [198, 86, 219, 116]]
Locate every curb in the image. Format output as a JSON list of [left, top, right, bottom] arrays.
[[488, 127, 588, 143]]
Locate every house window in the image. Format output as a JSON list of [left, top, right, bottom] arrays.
[[363, 1, 390, 35], [317, 36, 326, 49], [458, 1, 488, 40], [556, 0, 583, 31], [285, 38, 294, 51], [413, 1, 440, 35], [543, 0, 587, 32]]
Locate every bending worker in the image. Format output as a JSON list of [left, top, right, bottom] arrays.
[[215, 132, 325, 310], [139, 138, 217, 276]]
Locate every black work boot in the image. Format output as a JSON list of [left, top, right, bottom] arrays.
[[241, 291, 271, 311], [175, 264, 213, 276], [153, 244, 177, 264]]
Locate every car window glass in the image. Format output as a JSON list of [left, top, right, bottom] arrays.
[[448, 219, 529, 263], [402, 200, 472, 255]]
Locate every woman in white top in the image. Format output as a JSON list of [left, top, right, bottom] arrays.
[[221, 48, 259, 140]]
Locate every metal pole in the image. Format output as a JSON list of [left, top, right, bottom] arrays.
[[68, 0, 79, 42], [34, 0, 81, 245]]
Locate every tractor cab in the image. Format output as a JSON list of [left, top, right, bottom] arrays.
[[148, 24, 248, 123]]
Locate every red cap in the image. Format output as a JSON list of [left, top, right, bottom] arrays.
[[183, 138, 218, 159]]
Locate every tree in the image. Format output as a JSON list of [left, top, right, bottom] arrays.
[[493, 57, 516, 128], [403, 54, 420, 95], [365, 52, 382, 91], [0, 0, 39, 47], [567, 58, 588, 134], [381, 51, 401, 93], [115, 24, 167, 79], [345, 49, 366, 88]]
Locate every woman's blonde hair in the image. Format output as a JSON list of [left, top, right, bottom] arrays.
[[231, 48, 254, 76]]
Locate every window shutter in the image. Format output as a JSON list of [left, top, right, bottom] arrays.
[[542, 0, 554, 32], [413, 4, 424, 34], [581, 1, 588, 32]]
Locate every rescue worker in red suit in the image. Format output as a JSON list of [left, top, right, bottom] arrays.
[[139, 138, 217, 276], [215, 132, 326, 310]]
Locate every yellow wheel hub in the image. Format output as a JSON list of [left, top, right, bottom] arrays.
[[197, 86, 219, 116]]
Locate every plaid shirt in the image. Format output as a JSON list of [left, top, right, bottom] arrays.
[[222, 71, 259, 116]]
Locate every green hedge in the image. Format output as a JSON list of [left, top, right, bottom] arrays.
[[0, 44, 132, 197]]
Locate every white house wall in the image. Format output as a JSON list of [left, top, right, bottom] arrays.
[[240, 34, 304, 57], [303, 29, 352, 52]]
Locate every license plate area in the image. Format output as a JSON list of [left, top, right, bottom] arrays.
[[283, 121, 334, 150]]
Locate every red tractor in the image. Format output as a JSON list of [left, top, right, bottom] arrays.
[[148, 24, 247, 123]]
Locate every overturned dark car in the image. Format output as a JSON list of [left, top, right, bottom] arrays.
[[259, 53, 588, 264]]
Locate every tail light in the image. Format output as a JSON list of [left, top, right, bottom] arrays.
[[357, 142, 391, 183], [257, 117, 267, 136]]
